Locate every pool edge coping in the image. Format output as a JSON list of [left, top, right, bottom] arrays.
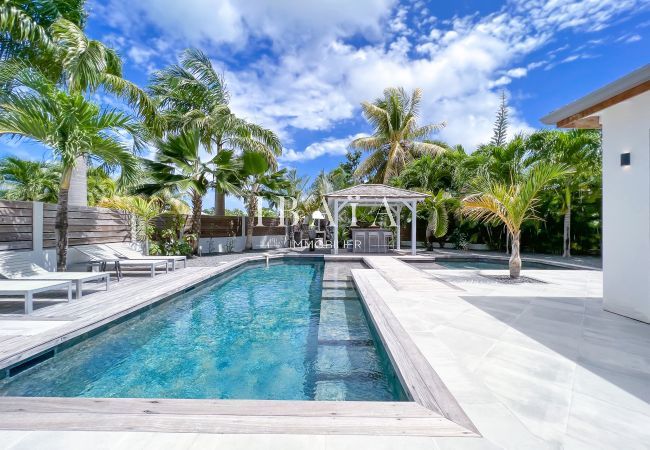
[[0, 254, 480, 438]]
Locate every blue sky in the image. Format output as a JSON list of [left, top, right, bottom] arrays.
[[2, 0, 650, 210]]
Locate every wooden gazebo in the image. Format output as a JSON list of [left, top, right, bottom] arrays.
[[325, 184, 428, 255]]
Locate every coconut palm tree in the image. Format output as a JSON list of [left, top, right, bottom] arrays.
[[527, 129, 601, 257], [350, 87, 446, 182], [0, 156, 60, 202], [0, 66, 140, 270], [461, 163, 570, 278], [137, 129, 239, 251], [149, 48, 281, 215]]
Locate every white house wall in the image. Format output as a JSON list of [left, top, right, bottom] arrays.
[[600, 90, 650, 323]]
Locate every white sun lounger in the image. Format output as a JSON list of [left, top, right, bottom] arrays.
[[0, 252, 110, 299], [105, 243, 187, 270], [73, 245, 169, 279], [0, 279, 72, 314]]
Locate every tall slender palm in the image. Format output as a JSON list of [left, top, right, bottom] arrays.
[[235, 152, 288, 250], [350, 87, 446, 183], [0, 156, 60, 202], [149, 48, 282, 215], [527, 129, 601, 257], [461, 163, 569, 278], [137, 129, 239, 251], [0, 67, 140, 270]]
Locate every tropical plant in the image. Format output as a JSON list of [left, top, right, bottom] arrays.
[[393, 145, 467, 193], [461, 162, 570, 278], [350, 87, 446, 182], [528, 129, 601, 257], [418, 190, 457, 249], [86, 166, 118, 206], [0, 156, 59, 201], [0, 0, 85, 73], [97, 195, 164, 254], [235, 151, 289, 250], [0, 65, 140, 270], [137, 129, 238, 252], [1, 3, 158, 211], [149, 48, 281, 215]]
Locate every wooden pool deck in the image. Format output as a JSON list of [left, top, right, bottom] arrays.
[[0, 255, 480, 439]]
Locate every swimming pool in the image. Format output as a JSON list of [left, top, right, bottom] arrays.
[[409, 259, 565, 270], [0, 260, 405, 401]]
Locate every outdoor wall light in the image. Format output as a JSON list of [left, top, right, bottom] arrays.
[[620, 152, 631, 166]]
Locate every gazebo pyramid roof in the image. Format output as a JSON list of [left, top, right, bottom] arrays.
[[325, 184, 428, 200]]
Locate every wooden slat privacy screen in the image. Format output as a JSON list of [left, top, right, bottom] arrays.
[[43, 204, 131, 248], [252, 217, 285, 236], [0, 201, 34, 251], [200, 216, 244, 237]]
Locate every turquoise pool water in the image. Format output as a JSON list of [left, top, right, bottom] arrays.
[[0, 260, 405, 401]]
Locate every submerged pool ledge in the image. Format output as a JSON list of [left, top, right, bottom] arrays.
[[0, 254, 479, 438]]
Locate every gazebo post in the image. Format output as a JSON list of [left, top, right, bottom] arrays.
[[410, 200, 416, 255], [396, 205, 401, 251], [333, 199, 339, 255]]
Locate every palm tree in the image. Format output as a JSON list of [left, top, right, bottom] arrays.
[[98, 195, 164, 255], [528, 129, 601, 257], [149, 48, 281, 215], [86, 166, 118, 206], [137, 129, 238, 251], [461, 163, 570, 278], [0, 0, 84, 72], [235, 152, 288, 250], [0, 67, 140, 270], [350, 87, 446, 182], [418, 190, 457, 249], [2, 5, 158, 207], [0, 156, 59, 202]]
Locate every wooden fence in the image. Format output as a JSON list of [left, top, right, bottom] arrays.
[[0, 201, 132, 251], [0, 201, 34, 251], [152, 215, 286, 239], [0, 200, 289, 253], [42, 205, 131, 248]]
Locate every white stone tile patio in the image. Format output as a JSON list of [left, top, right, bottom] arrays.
[[0, 254, 647, 449]]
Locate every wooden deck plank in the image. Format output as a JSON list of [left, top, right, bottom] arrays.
[[0, 254, 480, 438], [0, 411, 472, 436]]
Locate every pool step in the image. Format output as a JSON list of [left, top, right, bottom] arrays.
[[321, 288, 358, 300], [322, 280, 354, 289]]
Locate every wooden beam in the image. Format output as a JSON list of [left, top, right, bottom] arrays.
[[557, 79, 650, 128], [560, 116, 602, 129]]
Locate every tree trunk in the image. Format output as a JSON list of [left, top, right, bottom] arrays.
[[245, 195, 257, 250], [56, 168, 73, 271], [563, 188, 571, 257], [509, 231, 521, 279], [68, 155, 88, 207], [214, 141, 225, 216], [191, 190, 203, 254], [215, 191, 226, 216]]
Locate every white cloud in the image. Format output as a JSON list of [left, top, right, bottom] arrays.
[[506, 67, 528, 78], [90, 0, 646, 153], [280, 134, 367, 163]]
